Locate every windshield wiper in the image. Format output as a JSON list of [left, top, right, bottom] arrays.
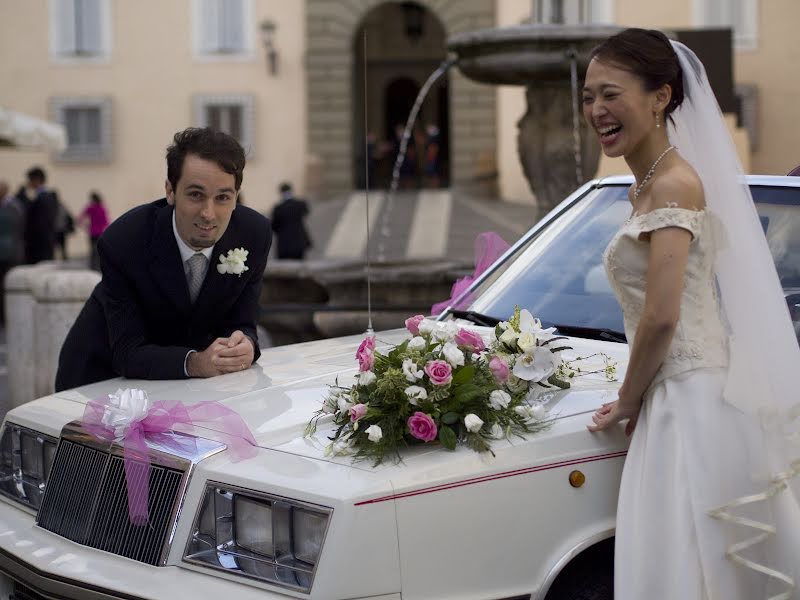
[[447, 309, 501, 327], [550, 324, 627, 343]]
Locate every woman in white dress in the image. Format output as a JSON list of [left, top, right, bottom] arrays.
[[583, 29, 800, 599]]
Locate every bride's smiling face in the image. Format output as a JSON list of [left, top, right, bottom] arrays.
[[582, 58, 661, 158]]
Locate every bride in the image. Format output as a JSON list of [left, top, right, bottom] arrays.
[[583, 28, 800, 599]]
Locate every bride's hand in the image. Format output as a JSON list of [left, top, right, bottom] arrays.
[[587, 400, 640, 436]]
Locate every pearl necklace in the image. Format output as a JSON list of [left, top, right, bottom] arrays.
[[633, 145, 675, 200]]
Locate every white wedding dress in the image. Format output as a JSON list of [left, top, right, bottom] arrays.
[[604, 206, 800, 599]]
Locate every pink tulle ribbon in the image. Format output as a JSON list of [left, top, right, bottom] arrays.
[[82, 396, 257, 526], [431, 231, 510, 315]]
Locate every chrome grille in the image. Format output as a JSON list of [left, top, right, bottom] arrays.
[[36, 421, 225, 566], [37, 438, 184, 565]]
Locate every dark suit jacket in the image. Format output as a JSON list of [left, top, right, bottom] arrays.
[[24, 189, 58, 264], [271, 197, 311, 259], [55, 198, 271, 391]]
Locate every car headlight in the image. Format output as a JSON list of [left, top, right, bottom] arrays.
[[0, 423, 59, 510], [184, 482, 332, 593]]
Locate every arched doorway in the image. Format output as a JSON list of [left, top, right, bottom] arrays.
[[352, 1, 450, 189]]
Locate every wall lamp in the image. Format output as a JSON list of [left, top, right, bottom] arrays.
[[260, 19, 279, 75]]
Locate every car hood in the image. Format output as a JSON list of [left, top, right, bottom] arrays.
[[32, 328, 628, 468]]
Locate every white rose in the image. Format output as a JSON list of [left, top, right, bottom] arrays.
[[404, 385, 428, 405], [498, 321, 510, 330], [517, 332, 537, 353], [432, 321, 459, 342], [402, 358, 424, 382], [514, 405, 529, 418], [418, 319, 436, 335], [489, 389, 511, 410], [337, 394, 353, 415], [499, 327, 519, 346], [358, 371, 376, 385], [464, 413, 484, 433], [506, 373, 530, 394], [442, 341, 465, 367], [530, 403, 548, 420], [407, 336, 426, 351], [489, 423, 505, 439], [365, 424, 383, 443]]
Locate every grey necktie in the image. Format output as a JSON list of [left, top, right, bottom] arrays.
[[185, 253, 208, 303]]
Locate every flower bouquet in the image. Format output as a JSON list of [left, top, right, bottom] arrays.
[[488, 306, 618, 394], [306, 309, 581, 464]]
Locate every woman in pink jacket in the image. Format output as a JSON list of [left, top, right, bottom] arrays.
[[79, 191, 109, 270]]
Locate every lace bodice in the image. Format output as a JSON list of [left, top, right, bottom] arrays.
[[603, 207, 729, 386]]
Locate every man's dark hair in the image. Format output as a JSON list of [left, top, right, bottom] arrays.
[[166, 127, 246, 192], [590, 28, 685, 124], [279, 182, 292, 194], [26, 166, 47, 184]]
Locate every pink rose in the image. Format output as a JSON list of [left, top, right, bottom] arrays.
[[349, 403, 368, 422], [455, 328, 486, 352], [407, 411, 438, 442], [356, 336, 376, 372], [489, 356, 510, 383], [405, 314, 425, 335], [424, 359, 453, 386]]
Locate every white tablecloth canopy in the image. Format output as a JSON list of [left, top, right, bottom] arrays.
[[0, 107, 66, 152]]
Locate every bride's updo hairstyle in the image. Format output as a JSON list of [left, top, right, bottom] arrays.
[[590, 28, 685, 124]]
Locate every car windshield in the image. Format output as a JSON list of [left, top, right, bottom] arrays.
[[465, 183, 800, 339]]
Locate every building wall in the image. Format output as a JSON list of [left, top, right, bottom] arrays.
[[0, 0, 307, 256], [736, 0, 800, 175]]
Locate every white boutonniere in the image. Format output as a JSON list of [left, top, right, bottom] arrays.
[[217, 247, 249, 276]]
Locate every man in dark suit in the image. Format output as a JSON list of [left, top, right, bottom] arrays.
[[22, 167, 59, 264], [55, 128, 271, 391], [270, 182, 311, 259]]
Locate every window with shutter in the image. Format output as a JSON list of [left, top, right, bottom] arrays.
[[694, 0, 758, 50], [193, 95, 255, 156], [50, 0, 110, 61], [51, 97, 113, 162], [193, 0, 253, 58], [532, 0, 614, 25]]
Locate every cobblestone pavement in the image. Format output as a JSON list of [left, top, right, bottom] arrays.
[[305, 189, 541, 263]]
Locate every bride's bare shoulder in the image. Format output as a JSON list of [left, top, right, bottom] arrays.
[[649, 162, 705, 211]]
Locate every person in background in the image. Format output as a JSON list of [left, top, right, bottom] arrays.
[[53, 195, 75, 260], [270, 182, 312, 259], [22, 167, 58, 264], [424, 123, 442, 188], [78, 190, 110, 271], [0, 180, 25, 323]]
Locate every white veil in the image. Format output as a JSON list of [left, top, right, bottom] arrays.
[[669, 42, 800, 596]]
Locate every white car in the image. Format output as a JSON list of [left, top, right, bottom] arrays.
[[1, 176, 798, 600]]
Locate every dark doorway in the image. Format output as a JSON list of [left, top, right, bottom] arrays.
[[352, 2, 450, 189]]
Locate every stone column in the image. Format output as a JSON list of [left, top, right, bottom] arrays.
[[517, 82, 600, 213], [30, 270, 101, 399], [5, 263, 58, 408]]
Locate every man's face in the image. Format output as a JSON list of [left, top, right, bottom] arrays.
[[166, 154, 238, 250]]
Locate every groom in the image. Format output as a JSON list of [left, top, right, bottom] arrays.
[[55, 128, 271, 391]]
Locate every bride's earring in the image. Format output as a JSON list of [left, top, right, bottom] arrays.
[[655, 111, 661, 129]]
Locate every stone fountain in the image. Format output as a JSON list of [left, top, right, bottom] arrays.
[[448, 23, 621, 211]]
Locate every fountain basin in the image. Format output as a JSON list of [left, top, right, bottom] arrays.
[[448, 24, 622, 84]]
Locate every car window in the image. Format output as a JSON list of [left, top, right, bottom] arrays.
[[466, 183, 800, 340]]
